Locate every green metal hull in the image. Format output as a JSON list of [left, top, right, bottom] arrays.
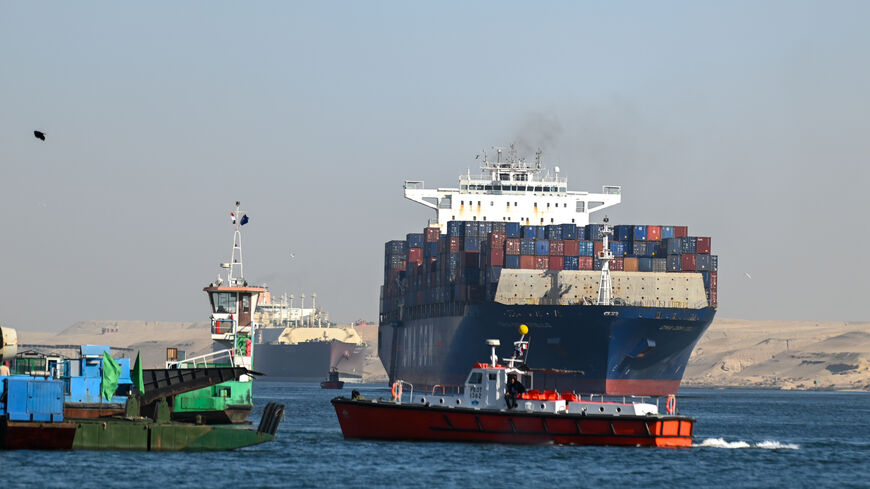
[[71, 418, 274, 451], [171, 380, 253, 424]]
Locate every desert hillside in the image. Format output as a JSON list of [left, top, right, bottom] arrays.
[[13, 317, 870, 390], [684, 318, 870, 391]]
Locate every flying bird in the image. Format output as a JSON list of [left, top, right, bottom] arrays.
[[34, 130, 45, 141], [744, 272, 752, 280], [289, 252, 295, 259]]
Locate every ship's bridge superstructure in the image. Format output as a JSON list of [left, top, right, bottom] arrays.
[[404, 145, 621, 231]]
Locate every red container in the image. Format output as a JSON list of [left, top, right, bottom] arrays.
[[424, 227, 441, 242], [709, 271, 718, 307], [610, 257, 624, 271], [696, 237, 711, 254], [505, 238, 521, 255], [520, 255, 536, 269], [449, 237, 461, 253], [487, 249, 504, 267], [623, 257, 638, 271], [646, 225, 661, 241], [593, 241, 604, 255], [408, 248, 423, 265], [674, 226, 688, 238], [681, 253, 697, 271], [563, 240, 579, 256], [549, 240, 564, 256], [548, 256, 564, 270], [462, 252, 479, 268], [535, 256, 549, 270], [578, 256, 593, 270], [488, 232, 506, 247]]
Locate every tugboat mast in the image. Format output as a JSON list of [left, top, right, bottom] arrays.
[[226, 201, 245, 286], [596, 216, 614, 306]]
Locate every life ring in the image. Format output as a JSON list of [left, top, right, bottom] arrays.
[[666, 395, 676, 414], [391, 381, 403, 400]]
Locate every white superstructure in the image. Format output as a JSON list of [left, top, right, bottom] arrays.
[[404, 145, 622, 231]]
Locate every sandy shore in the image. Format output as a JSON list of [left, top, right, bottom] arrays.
[[14, 317, 870, 391]]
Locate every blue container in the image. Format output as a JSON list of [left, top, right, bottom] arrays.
[[386, 240, 407, 255], [711, 255, 719, 272], [593, 258, 605, 271], [522, 225, 537, 239], [520, 239, 536, 255], [578, 241, 594, 257], [614, 225, 633, 242], [482, 222, 493, 236], [697, 253, 712, 271], [667, 255, 682, 271], [700, 271, 712, 288], [609, 241, 626, 257], [463, 237, 480, 252], [2, 378, 64, 422], [560, 224, 578, 240], [638, 257, 653, 272], [505, 255, 520, 269], [681, 237, 697, 254], [406, 233, 424, 248], [563, 256, 579, 270], [652, 258, 667, 272], [535, 240, 550, 256], [660, 226, 675, 239], [447, 221, 463, 237], [576, 226, 588, 240], [632, 241, 647, 257], [586, 224, 605, 240], [505, 222, 521, 238], [424, 241, 439, 257], [463, 222, 479, 237], [633, 225, 647, 241], [664, 238, 682, 255], [546, 225, 562, 240], [491, 222, 506, 233], [535, 226, 546, 240]]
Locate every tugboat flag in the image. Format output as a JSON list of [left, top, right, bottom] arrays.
[[240, 214, 249, 226], [230, 212, 237, 224]]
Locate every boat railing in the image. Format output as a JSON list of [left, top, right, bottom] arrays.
[[395, 380, 414, 404], [165, 348, 233, 369], [431, 384, 463, 395]]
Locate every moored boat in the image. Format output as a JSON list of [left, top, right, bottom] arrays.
[[321, 368, 344, 389], [333, 327, 693, 447]]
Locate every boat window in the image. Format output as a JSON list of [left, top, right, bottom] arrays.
[[468, 372, 483, 384], [576, 201, 585, 212], [484, 185, 492, 191], [212, 292, 237, 313], [493, 185, 501, 191], [544, 186, 550, 192], [461, 185, 468, 191], [500, 173, 509, 181], [242, 295, 250, 313], [518, 186, 526, 191], [535, 186, 542, 192], [488, 373, 497, 381]]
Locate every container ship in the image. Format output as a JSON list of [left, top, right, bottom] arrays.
[[253, 293, 366, 381], [378, 145, 718, 396]]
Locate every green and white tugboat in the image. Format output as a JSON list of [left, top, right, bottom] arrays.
[[169, 201, 264, 424]]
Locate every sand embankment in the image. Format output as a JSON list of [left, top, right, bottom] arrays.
[[684, 318, 870, 391], [15, 317, 870, 390]]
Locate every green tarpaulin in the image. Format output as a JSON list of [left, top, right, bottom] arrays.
[[101, 351, 121, 401], [132, 352, 145, 395]]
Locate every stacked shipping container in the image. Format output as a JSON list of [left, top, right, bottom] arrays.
[[382, 222, 718, 313]]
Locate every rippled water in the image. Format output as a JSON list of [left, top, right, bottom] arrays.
[[3, 384, 868, 488]]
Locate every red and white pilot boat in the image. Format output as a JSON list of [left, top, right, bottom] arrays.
[[332, 327, 694, 447]]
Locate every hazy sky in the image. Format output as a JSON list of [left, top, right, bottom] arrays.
[[2, 2, 868, 331]]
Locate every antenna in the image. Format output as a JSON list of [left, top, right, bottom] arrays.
[[226, 201, 245, 286]]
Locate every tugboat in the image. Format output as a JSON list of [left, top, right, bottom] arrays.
[[168, 201, 264, 424], [332, 326, 694, 448], [320, 368, 344, 389]]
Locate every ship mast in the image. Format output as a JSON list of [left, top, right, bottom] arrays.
[[226, 201, 245, 286], [596, 217, 614, 306]]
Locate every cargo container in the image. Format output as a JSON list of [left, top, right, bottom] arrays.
[[696, 237, 711, 254], [535, 240, 550, 256], [505, 238, 521, 255], [632, 225, 647, 241]]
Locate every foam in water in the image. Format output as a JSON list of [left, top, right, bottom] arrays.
[[696, 438, 800, 450]]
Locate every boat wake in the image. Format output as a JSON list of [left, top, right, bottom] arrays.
[[695, 438, 800, 450]]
